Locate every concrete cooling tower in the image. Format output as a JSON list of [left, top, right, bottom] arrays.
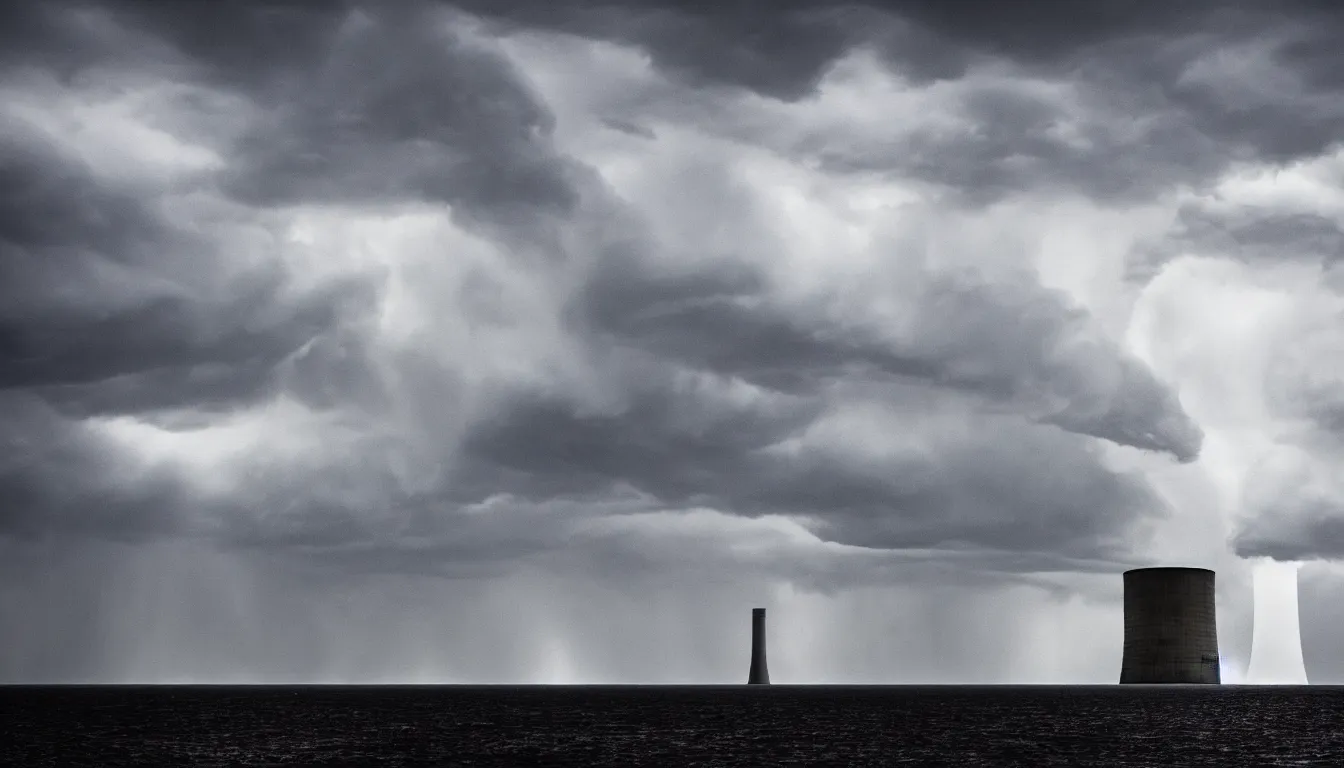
[[747, 608, 770, 685], [1119, 567, 1221, 684], [1245, 559, 1308, 684]]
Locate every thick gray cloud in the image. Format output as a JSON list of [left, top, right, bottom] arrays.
[[11, 0, 1323, 684], [1151, 209, 1344, 271], [453, 0, 1241, 96], [580, 255, 1201, 459], [1229, 322, 1344, 560], [0, 394, 188, 539], [459, 0, 1344, 206], [451, 0, 860, 101], [1236, 505, 1344, 562], [0, 0, 1196, 547]]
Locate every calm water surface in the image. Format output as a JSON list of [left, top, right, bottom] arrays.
[[5, 685, 1343, 766]]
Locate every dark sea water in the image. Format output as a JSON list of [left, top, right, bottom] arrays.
[[5, 685, 1344, 766]]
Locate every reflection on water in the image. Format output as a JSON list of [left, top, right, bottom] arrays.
[[6, 685, 1344, 766]]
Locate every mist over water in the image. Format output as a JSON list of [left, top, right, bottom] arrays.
[[1, 540, 1134, 685]]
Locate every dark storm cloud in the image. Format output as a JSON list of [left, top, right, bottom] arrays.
[[450, 0, 1238, 96], [458, 268, 1177, 565], [897, 0, 1344, 199], [459, 378, 1167, 566], [447, 0, 859, 101], [217, 13, 579, 223], [0, 0, 1198, 586], [0, 131, 163, 273], [579, 261, 942, 394], [806, 422, 1163, 556], [10, 1, 581, 235], [0, 109, 376, 418], [1233, 501, 1344, 562], [115, 0, 358, 88], [0, 2, 572, 359], [0, 3, 396, 542], [0, 394, 187, 539], [872, 0, 1229, 59], [456, 0, 1344, 205], [457, 371, 820, 508], [87, 1, 581, 235], [1149, 208, 1344, 271], [579, 254, 1201, 460], [0, 3, 137, 75], [601, 118, 657, 140]]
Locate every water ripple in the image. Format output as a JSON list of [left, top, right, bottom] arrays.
[[5, 685, 1344, 766]]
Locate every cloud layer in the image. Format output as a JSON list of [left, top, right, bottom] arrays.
[[4, 0, 1344, 681]]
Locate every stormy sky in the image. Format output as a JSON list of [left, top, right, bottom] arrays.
[[5, 0, 1344, 683]]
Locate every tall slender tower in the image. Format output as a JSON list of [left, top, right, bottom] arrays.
[[747, 608, 770, 685], [1245, 559, 1308, 684], [1119, 567, 1221, 684]]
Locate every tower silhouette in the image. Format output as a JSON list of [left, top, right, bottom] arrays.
[[747, 608, 770, 685], [1119, 567, 1220, 684]]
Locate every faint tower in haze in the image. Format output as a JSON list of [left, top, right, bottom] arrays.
[[1119, 567, 1221, 684], [747, 608, 770, 685], [1246, 559, 1308, 684]]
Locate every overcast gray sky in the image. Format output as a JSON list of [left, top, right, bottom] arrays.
[[5, 0, 1344, 683]]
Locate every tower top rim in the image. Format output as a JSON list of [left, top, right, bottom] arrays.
[[1123, 567, 1214, 576]]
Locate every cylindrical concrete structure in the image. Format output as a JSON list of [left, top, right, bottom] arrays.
[[1246, 559, 1308, 684], [1119, 567, 1220, 684], [747, 608, 770, 685]]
